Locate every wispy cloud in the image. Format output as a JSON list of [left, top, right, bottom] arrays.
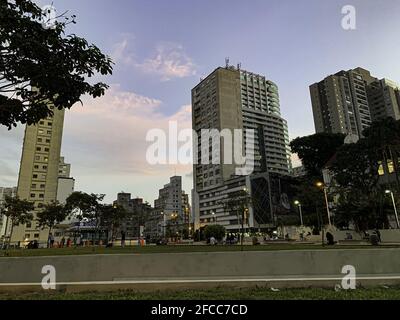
[[111, 35, 196, 81], [62, 85, 192, 202], [136, 43, 197, 81]]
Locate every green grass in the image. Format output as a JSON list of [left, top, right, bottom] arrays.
[[1, 286, 400, 300], [1, 243, 400, 258]]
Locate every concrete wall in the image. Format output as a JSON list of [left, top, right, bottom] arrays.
[[1, 249, 400, 292]]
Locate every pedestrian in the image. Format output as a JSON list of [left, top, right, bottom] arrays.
[[76, 234, 81, 247], [60, 237, 65, 248], [121, 231, 126, 248], [375, 229, 381, 242], [48, 233, 54, 248], [47, 233, 52, 248]]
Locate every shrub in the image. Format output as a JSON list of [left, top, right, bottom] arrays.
[[204, 225, 226, 241]]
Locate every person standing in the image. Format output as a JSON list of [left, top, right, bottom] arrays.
[[121, 230, 126, 248]]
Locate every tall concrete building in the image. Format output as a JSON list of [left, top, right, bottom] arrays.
[[367, 79, 400, 121], [0, 187, 17, 239], [192, 65, 292, 231], [56, 157, 74, 204], [310, 67, 400, 137], [11, 108, 65, 245], [310, 67, 374, 137], [58, 156, 71, 178], [154, 176, 190, 221], [113, 193, 153, 239]]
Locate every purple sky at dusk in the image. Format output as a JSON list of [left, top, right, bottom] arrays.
[[1, 0, 400, 204]]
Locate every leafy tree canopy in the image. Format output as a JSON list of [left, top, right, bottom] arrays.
[[0, 0, 113, 129], [37, 201, 67, 231], [204, 224, 226, 241], [290, 133, 345, 178], [3, 195, 34, 226]]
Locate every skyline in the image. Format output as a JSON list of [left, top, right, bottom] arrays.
[[1, 0, 400, 204]]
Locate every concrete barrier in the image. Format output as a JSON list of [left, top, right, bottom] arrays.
[[0, 249, 400, 292]]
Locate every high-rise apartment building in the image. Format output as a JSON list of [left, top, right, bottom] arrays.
[[192, 65, 292, 231], [154, 176, 190, 220], [11, 108, 65, 245], [56, 157, 74, 204], [310, 67, 400, 137], [367, 79, 400, 121], [113, 193, 153, 239], [58, 156, 71, 178], [310, 67, 374, 137]]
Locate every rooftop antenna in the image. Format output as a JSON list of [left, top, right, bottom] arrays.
[[225, 57, 230, 68]]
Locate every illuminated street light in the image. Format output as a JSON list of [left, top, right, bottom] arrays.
[[211, 211, 216, 224], [294, 200, 303, 226], [385, 190, 400, 229], [160, 211, 166, 238], [316, 182, 332, 227]]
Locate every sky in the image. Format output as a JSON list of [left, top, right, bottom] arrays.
[[1, 0, 400, 204]]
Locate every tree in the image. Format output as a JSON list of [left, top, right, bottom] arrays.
[[37, 201, 67, 233], [363, 117, 400, 191], [221, 189, 252, 250], [0, 0, 113, 129], [204, 225, 226, 242], [329, 122, 399, 231], [290, 133, 345, 178], [99, 204, 128, 243], [2, 196, 34, 247], [65, 192, 105, 245]]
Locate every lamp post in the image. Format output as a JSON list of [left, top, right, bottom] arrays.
[[385, 190, 400, 229], [294, 200, 303, 226], [161, 211, 166, 238], [211, 211, 216, 225], [316, 182, 332, 227]]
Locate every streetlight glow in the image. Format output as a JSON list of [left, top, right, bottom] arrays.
[[385, 189, 400, 229]]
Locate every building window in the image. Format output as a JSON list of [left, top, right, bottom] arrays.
[[34, 234, 39, 238], [26, 222, 32, 228], [33, 174, 38, 179], [30, 193, 35, 198]]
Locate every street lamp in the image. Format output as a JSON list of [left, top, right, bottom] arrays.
[[316, 182, 332, 227], [211, 211, 216, 225], [161, 211, 166, 238], [294, 200, 303, 226], [385, 190, 400, 229]]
